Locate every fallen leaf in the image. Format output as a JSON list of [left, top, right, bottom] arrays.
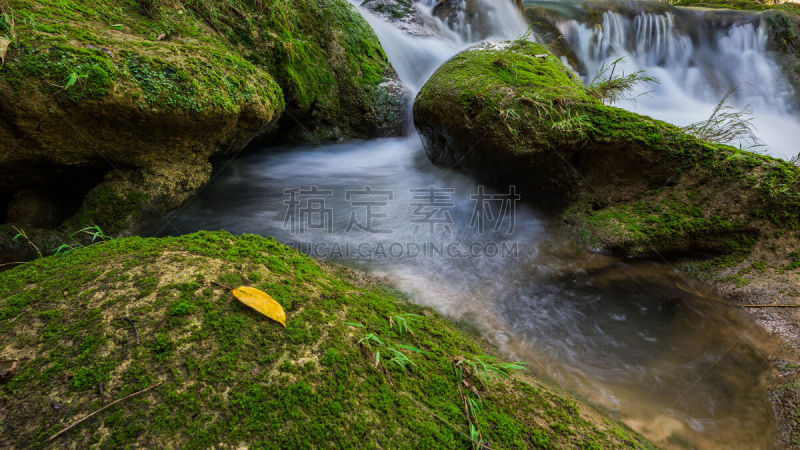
[[232, 286, 286, 327], [0, 38, 10, 66]]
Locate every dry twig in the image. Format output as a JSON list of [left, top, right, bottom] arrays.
[[47, 381, 163, 442], [123, 317, 139, 345]]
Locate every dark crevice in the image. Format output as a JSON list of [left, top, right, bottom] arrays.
[[1, 167, 108, 230]]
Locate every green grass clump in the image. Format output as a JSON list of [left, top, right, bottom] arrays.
[[0, 231, 651, 448]]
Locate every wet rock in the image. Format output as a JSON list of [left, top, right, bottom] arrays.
[[763, 9, 800, 104], [414, 40, 800, 258]]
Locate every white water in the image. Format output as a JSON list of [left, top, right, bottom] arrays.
[[353, 0, 528, 93], [558, 9, 800, 159]]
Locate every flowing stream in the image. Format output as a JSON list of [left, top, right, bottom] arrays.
[[157, 1, 800, 447]]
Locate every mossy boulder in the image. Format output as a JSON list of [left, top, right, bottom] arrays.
[[0, 231, 650, 448], [413, 41, 800, 259], [0, 0, 406, 259]]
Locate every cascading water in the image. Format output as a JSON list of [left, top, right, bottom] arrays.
[[553, 6, 800, 159], [160, 1, 785, 447], [353, 0, 528, 92]]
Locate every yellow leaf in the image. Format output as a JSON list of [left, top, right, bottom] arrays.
[[0, 38, 9, 66], [232, 286, 286, 327]]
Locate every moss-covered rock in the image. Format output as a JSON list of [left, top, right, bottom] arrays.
[[0, 0, 406, 254], [0, 231, 649, 448], [413, 41, 800, 258]]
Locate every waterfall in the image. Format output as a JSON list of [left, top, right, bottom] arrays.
[[351, 0, 529, 132], [353, 0, 528, 89], [557, 9, 800, 159], [416, 0, 530, 42]]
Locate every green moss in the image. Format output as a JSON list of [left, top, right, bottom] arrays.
[[670, 0, 800, 14], [64, 184, 147, 235], [0, 231, 650, 448], [564, 196, 755, 254], [786, 250, 800, 270], [1, 0, 396, 138], [1, 0, 283, 111]]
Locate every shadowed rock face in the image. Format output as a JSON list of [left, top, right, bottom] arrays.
[[413, 40, 800, 258], [0, 0, 407, 260]]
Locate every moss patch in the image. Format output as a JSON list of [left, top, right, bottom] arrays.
[[0, 0, 400, 140], [0, 231, 650, 448]]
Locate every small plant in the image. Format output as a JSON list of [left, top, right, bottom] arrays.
[[357, 333, 385, 348], [386, 347, 415, 370], [586, 57, 658, 105], [63, 72, 80, 90], [388, 313, 422, 335], [357, 331, 422, 371], [682, 86, 764, 151], [454, 355, 526, 385], [550, 110, 592, 135], [11, 226, 42, 258], [452, 354, 525, 449], [54, 225, 112, 255]]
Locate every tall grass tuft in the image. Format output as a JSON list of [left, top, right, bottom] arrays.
[[586, 57, 658, 105], [681, 86, 764, 151]]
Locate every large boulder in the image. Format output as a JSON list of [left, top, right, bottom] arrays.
[[0, 0, 406, 259], [414, 41, 800, 261], [0, 231, 649, 448]]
